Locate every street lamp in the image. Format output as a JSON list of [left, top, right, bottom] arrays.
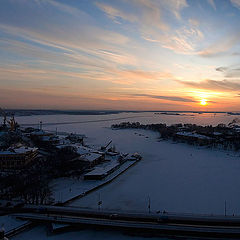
[[98, 193, 102, 211]]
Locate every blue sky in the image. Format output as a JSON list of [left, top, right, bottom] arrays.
[[1, 0, 240, 110]]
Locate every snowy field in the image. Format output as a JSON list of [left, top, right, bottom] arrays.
[[11, 112, 240, 239]]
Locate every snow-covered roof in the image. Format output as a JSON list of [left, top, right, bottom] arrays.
[[30, 130, 45, 135], [0, 146, 38, 155], [234, 127, 240, 132], [81, 152, 102, 162], [67, 133, 85, 138], [41, 136, 58, 142], [176, 131, 212, 140], [76, 146, 95, 155], [85, 162, 119, 176], [56, 144, 75, 149], [0, 150, 14, 155], [30, 130, 53, 136], [213, 132, 222, 136], [14, 146, 38, 154]]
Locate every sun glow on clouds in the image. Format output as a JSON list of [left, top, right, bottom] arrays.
[[0, 0, 240, 110]]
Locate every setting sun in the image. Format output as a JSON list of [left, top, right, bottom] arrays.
[[200, 99, 207, 106]]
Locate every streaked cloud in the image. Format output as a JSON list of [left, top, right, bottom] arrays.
[[216, 66, 240, 78], [230, 0, 240, 10], [129, 93, 196, 102], [179, 79, 240, 91], [216, 67, 228, 72], [95, 2, 137, 24], [208, 0, 216, 10], [162, 25, 204, 54], [198, 31, 240, 57], [96, 0, 170, 32], [96, 0, 197, 54]]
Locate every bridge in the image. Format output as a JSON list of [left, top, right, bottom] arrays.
[[4, 205, 240, 238]]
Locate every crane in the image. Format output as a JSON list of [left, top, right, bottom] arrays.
[[100, 140, 112, 151], [8, 113, 18, 131], [0, 108, 18, 131]]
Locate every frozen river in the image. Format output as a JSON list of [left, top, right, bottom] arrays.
[[12, 111, 240, 239]]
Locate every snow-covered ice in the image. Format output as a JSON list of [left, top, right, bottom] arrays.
[[11, 112, 240, 239], [69, 129, 240, 215]]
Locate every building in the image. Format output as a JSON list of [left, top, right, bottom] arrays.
[[84, 162, 120, 180], [29, 130, 59, 147], [0, 146, 38, 170], [175, 131, 213, 145], [79, 152, 103, 167], [56, 144, 76, 153], [66, 133, 84, 144]]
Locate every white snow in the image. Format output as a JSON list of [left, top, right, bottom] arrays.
[[11, 112, 240, 239], [69, 129, 240, 215], [82, 152, 102, 163], [15, 112, 240, 215], [0, 215, 27, 233], [75, 145, 95, 155], [0, 146, 37, 155], [50, 160, 137, 203], [176, 131, 212, 140]]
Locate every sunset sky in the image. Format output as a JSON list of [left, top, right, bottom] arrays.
[[1, 0, 240, 111]]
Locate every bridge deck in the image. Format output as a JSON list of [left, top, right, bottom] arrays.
[[11, 206, 240, 239]]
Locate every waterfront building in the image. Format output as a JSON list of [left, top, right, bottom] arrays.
[[175, 132, 213, 145], [0, 146, 38, 170], [79, 152, 103, 167], [30, 130, 59, 147]]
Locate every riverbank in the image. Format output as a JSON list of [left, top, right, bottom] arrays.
[[50, 159, 139, 205]]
